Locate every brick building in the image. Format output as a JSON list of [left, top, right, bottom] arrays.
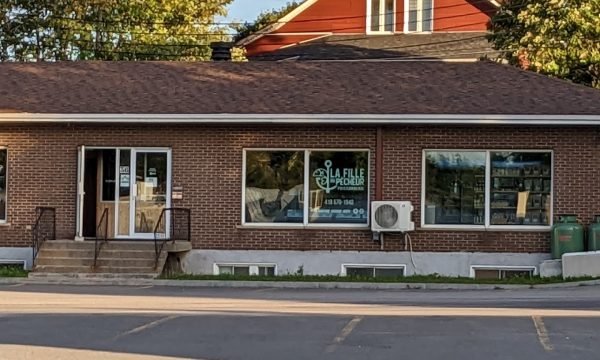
[[0, 61, 599, 278]]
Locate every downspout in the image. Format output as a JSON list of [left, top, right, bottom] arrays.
[[376, 126, 384, 250], [376, 126, 383, 201]]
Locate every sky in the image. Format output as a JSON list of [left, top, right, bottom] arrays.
[[225, 0, 290, 22]]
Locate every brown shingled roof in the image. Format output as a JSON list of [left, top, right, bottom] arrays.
[[0, 61, 598, 115], [248, 33, 501, 61]]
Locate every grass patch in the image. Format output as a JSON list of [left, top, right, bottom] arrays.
[[0, 264, 29, 278], [159, 273, 598, 285]]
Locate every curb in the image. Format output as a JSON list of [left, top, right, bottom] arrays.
[[2, 277, 600, 290]]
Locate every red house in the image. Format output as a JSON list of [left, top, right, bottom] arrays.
[[239, 0, 501, 60]]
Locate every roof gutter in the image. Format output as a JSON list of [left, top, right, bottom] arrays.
[[1, 114, 600, 126]]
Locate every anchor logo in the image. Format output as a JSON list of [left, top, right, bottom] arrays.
[[313, 160, 336, 194]]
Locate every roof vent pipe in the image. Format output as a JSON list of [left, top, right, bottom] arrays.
[[210, 42, 233, 61]]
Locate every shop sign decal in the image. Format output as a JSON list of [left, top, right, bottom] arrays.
[[313, 160, 365, 194]]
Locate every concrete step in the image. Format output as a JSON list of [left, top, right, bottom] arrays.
[[37, 249, 95, 258], [39, 249, 157, 259], [93, 266, 159, 274], [34, 265, 94, 273], [41, 241, 95, 250], [34, 264, 160, 274], [36, 257, 93, 267], [36, 257, 159, 268], [102, 242, 157, 251], [28, 272, 157, 280], [33, 240, 169, 278], [96, 258, 157, 268], [42, 240, 156, 251]]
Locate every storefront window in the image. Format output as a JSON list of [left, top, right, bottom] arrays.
[[490, 152, 552, 226], [309, 151, 369, 224], [243, 149, 370, 226], [244, 151, 304, 223], [423, 150, 553, 228], [0, 149, 6, 221], [424, 151, 486, 225]]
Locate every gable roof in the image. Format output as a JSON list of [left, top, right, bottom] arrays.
[[0, 61, 598, 117], [237, 0, 503, 48], [248, 33, 500, 61], [236, 0, 319, 47]]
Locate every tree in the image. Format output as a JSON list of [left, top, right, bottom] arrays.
[[233, 1, 302, 43], [0, 0, 234, 61], [489, 0, 600, 88]]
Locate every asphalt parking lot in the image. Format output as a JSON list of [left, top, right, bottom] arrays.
[[0, 284, 599, 359]]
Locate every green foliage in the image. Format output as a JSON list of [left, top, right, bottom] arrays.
[[489, 0, 600, 88], [0, 0, 233, 61], [233, 1, 302, 42], [0, 264, 28, 277]]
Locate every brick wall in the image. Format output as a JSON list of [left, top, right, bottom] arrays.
[[0, 124, 598, 254]]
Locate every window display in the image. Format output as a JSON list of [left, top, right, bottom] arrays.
[[423, 150, 553, 228], [490, 152, 552, 226], [309, 151, 369, 224], [424, 151, 486, 225], [0, 149, 6, 221]]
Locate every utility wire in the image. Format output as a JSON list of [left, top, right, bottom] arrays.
[[20, 9, 499, 39], [7, 0, 519, 28]]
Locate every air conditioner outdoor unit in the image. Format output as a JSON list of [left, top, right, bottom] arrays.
[[371, 201, 415, 232]]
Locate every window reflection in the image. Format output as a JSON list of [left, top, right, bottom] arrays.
[[244, 151, 304, 223], [424, 151, 486, 225]]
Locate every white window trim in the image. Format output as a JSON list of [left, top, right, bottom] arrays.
[[242, 148, 371, 229], [214, 263, 278, 276], [421, 149, 554, 231], [404, 0, 434, 33], [0, 147, 7, 223], [470, 265, 538, 278], [366, 0, 396, 34], [341, 263, 406, 276]]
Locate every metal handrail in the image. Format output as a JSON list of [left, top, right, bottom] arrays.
[[153, 208, 191, 269], [31, 207, 56, 266], [93, 208, 110, 268]]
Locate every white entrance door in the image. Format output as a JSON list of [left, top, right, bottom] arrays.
[[77, 147, 171, 240], [130, 149, 171, 239]]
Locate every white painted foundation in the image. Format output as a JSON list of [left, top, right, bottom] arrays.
[[0, 247, 33, 270], [181, 250, 551, 277]]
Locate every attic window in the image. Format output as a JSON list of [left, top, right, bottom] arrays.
[[368, 0, 395, 33], [407, 0, 433, 32]]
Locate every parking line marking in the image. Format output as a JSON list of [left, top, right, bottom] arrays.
[[136, 286, 154, 289], [115, 315, 179, 339], [532, 316, 553, 351], [325, 316, 362, 353]]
